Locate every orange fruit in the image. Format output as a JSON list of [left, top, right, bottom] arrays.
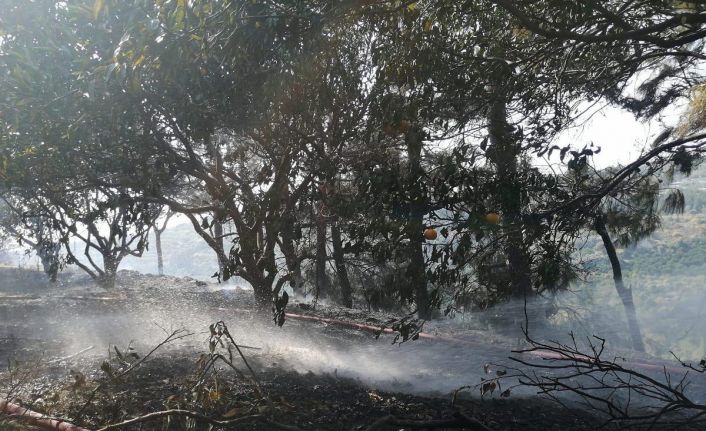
[[485, 212, 500, 224], [423, 228, 438, 240]]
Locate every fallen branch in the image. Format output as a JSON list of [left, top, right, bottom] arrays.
[[509, 330, 706, 428], [286, 312, 475, 344], [48, 346, 95, 364], [0, 399, 90, 431], [94, 410, 303, 431], [285, 312, 693, 374]]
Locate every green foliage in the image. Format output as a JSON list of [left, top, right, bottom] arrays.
[[1, 0, 705, 325], [662, 189, 686, 215], [603, 177, 661, 248]]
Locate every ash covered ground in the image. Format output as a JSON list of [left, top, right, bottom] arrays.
[[0, 268, 703, 430]]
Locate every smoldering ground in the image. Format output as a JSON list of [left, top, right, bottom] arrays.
[[1, 267, 705, 423], [0, 268, 507, 396]]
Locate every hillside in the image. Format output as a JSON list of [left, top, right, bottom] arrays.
[[120, 220, 225, 280], [566, 168, 706, 361]]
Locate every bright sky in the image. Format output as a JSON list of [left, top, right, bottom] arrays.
[[549, 101, 686, 170]]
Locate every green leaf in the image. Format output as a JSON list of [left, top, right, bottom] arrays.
[[175, 0, 186, 31], [423, 18, 433, 32], [105, 63, 119, 82], [133, 53, 145, 67], [93, 0, 104, 20]]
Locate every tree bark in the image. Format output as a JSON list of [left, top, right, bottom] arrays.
[[98, 254, 118, 289], [206, 135, 227, 277], [487, 79, 532, 301], [153, 210, 172, 276], [213, 218, 225, 275], [280, 213, 304, 295], [155, 228, 164, 276], [251, 277, 274, 311], [315, 207, 329, 303], [38, 244, 59, 282], [405, 125, 431, 320], [27, 217, 59, 282], [595, 216, 646, 352], [331, 220, 353, 308]]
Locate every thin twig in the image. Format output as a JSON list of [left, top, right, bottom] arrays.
[[94, 410, 302, 431], [75, 329, 192, 419], [509, 328, 706, 428], [47, 346, 95, 364]]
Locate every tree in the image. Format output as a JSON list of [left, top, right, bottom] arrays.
[[152, 209, 174, 276], [562, 158, 690, 352], [598, 181, 687, 352], [594, 215, 645, 352], [0, 199, 62, 281], [352, 0, 600, 316], [0, 0, 167, 287], [0, 0, 319, 306], [489, 0, 706, 208], [2, 0, 700, 325], [291, 25, 376, 307], [103, 0, 380, 310], [0, 187, 157, 288]]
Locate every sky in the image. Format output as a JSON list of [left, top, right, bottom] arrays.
[[551, 88, 688, 170], [557, 106, 653, 168]]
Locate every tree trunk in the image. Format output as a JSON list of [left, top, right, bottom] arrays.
[[213, 218, 225, 275], [206, 135, 227, 277], [405, 125, 431, 320], [331, 221, 353, 308], [315, 207, 329, 303], [155, 228, 164, 276], [99, 254, 118, 289], [236, 222, 277, 314], [487, 80, 532, 301], [251, 276, 274, 311], [595, 216, 646, 352], [38, 245, 59, 283], [33, 218, 59, 283], [280, 215, 304, 295]]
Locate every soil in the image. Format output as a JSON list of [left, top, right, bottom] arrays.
[[0, 268, 702, 430]]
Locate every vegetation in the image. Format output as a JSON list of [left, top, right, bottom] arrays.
[[3, 1, 706, 429], [0, 0, 705, 343]]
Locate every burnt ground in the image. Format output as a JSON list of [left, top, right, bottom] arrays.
[[2, 353, 602, 431], [0, 267, 703, 430]]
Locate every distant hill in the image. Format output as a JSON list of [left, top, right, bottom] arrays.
[[120, 220, 232, 282], [567, 165, 706, 360]]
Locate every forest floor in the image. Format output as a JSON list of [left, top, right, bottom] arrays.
[[0, 267, 702, 430]]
